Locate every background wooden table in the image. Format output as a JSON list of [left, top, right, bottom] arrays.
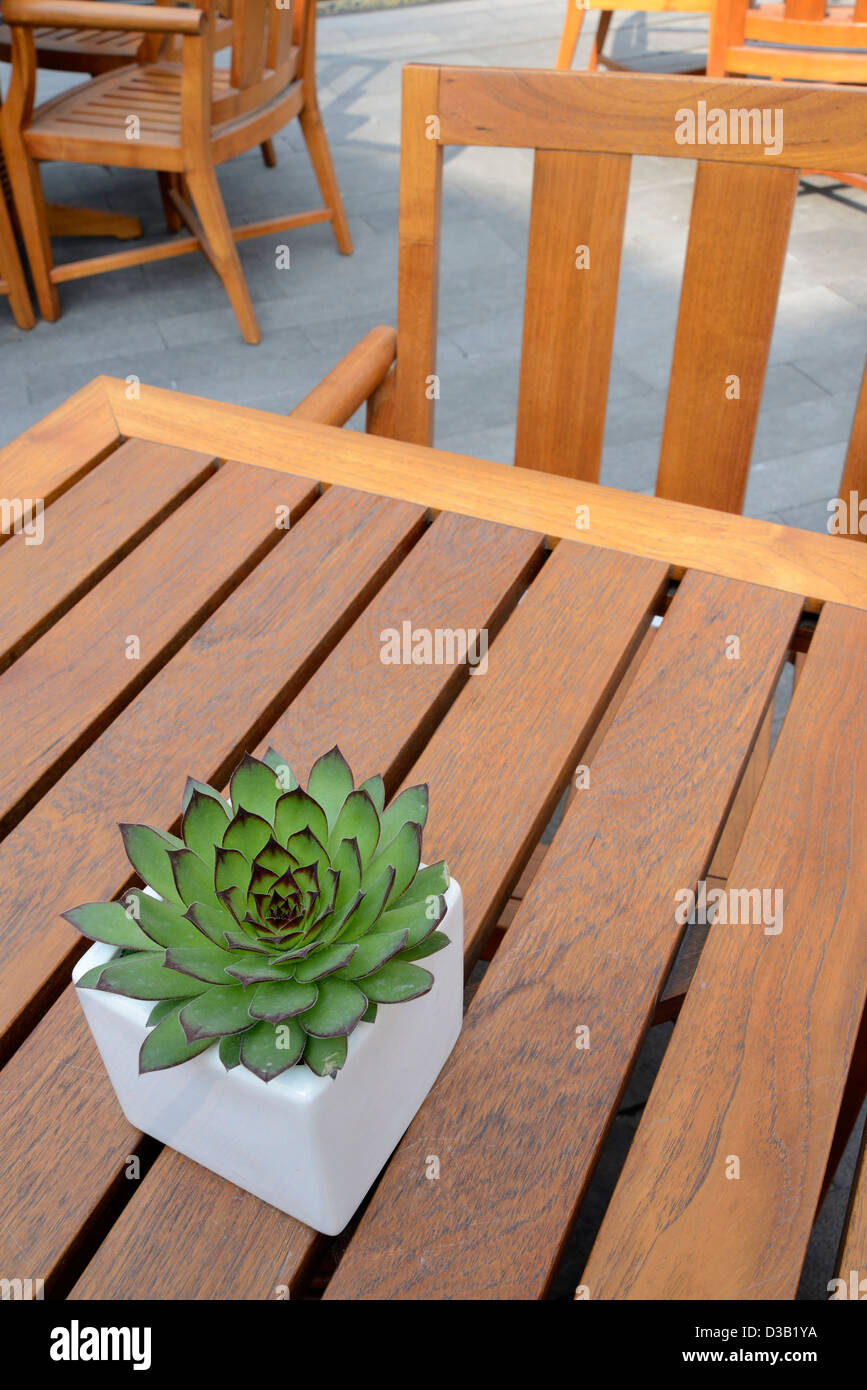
[[0, 378, 865, 1300]]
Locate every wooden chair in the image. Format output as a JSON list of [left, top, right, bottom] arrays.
[[0, 142, 33, 325], [556, 0, 712, 73], [0, 0, 352, 343], [709, 0, 867, 191], [294, 62, 867, 1199]]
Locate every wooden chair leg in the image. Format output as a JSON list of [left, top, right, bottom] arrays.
[[555, 0, 587, 70], [588, 10, 613, 71], [298, 104, 353, 255], [260, 139, 277, 168], [184, 162, 261, 344], [2, 144, 58, 321], [0, 182, 34, 329], [157, 172, 184, 234]]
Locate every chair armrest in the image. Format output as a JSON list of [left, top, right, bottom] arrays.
[[291, 326, 397, 428], [1, 0, 206, 34]]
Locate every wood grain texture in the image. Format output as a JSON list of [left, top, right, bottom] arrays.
[[0, 381, 120, 533], [325, 570, 801, 1300], [514, 150, 630, 480], [435, 68, 867, 174], [582, 601, 867, 1299], [0, 462, 313, 837], [0, 439, 214, 673], [105, 379, 867, 609], [841, 357, 867, 542], [0, 989, 142, 1296], [0, 486, 424, 1067], [394, 64, 442, 447], [70, 510, 545, 1300], [656, 162, 797, 513]]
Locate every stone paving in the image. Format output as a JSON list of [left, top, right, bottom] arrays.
[[2, 0, 864, 1301]]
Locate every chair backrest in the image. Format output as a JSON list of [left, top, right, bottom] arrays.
[[709, 0, 867, 83], [208, 0, 301, 126], [393, 66, 867, 519]]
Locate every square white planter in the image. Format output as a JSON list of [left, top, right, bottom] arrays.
[[73, 878, 463, 1235]]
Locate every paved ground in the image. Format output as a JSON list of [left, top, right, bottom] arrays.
[[2, 0, 864, 1302]]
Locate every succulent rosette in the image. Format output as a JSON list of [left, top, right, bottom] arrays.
[[67, 748, 450, 1081]]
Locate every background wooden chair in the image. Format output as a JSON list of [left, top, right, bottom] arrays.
[[0, 133, 33, 325], [709, 0, 867, 191], [292, 63, 867, 1200], [556, 0, 712, 73], [0, 0, 352, 343]]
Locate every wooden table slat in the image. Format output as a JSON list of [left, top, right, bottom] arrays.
[[324, 570, 802, 1300], [581, 601, 867, 1300], [69, 538, 666, 1299], [0, 440, 216, 675], [0, 381, 120, 533], [0, 462, 316, 839]]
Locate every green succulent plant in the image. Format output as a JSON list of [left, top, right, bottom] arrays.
[[67, 748, 451, 1082]]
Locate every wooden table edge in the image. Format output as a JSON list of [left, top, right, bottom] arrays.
[[69, 376, 866, 612]]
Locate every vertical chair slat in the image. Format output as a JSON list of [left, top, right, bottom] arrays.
[[655, 161, 797, 513], [231, 0, 268, 89], [267, 0, 294, 70], [840, 358, 867, 542], [514, 150, 630, 479], [394, 65, 443, 447]]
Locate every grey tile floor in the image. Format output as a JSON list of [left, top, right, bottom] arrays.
[[2, 0, 864, 1301]]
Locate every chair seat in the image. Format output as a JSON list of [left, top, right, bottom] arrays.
[[25, 63, 237, 162], [25, 54, 300, 166], [0, 24, 144, 73]]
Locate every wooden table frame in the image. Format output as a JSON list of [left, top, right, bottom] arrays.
[[1, 376, 866, 1301]]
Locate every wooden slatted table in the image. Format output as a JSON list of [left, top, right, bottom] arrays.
[[2, 376, 866, 1302]]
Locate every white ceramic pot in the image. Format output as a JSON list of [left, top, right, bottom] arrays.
[[73, 877, 463, 1235]]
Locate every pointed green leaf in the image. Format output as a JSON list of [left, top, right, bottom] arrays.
[[328, 790, 380, 866], [225, 957, 302, 986], [164, 945, 238, 985], [336, 867, 395, 942], [306, 746, 354, 832], [360, 1001, 377, 1024], [262, 748, 297, 791], [219, 1032, 243, 1070], [95, 952, 211, 1000], [62, 900, 157, 952], [229, 753, 284, 826], [170, 848, 221, 912], [380, 784, 428, 844], [299, 977, 367, 1038], [359, 774, 385, 814], [140, 1007, 214, 1073], [184, 900, 236, 948], [120, 823, 185, 905], [295, 941, 357, 983], [147, 997, 186, 1027], [181, 788, 230, 867], [274, 788, 328, 850], [255, 839, 294, 879], [335, 928, 409, 979], [241, 1018, 305, 1081], [391, 860, 449, 909], [331, 837, 362, 915], [75, 963, 111, 990], [128, 891, 209, 949], [249, 979, 318, 1022], [182, 777, 229, 816], [361, 960, 434, 1003], [367, 821, 422, 904], [179, 984, 255, 1042], [308, 889, 364, 947], [376, 893, 446, 946], [286, 828, 330, 886], [397, 930, 450, 962], [303, 1033, 348, 1078], [222, 809, 273, 862]]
